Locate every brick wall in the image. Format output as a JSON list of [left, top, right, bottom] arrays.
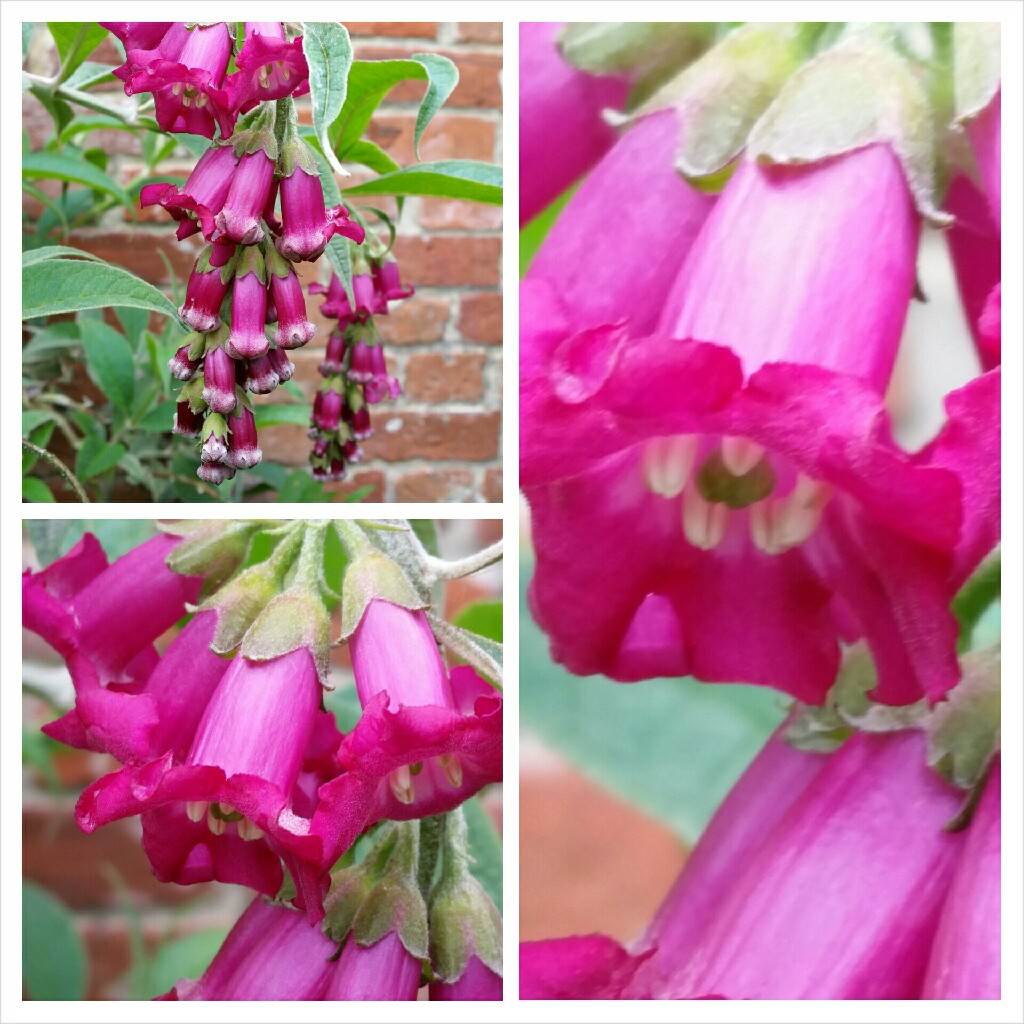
[[22, 22, 503, 503]]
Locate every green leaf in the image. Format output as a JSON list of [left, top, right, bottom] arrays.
[[463, 797, 503, 913], [136, 401, 177, 432], [62, 60, 117, 91], [79, 318, 135, 414], [22, 244, 103, 268], [115, 305, 150, 346], [520, 559, 786, 841], [23, 257, 181, 322], [519, 183, 576, 275], [48, 22, 109, 81], [310, 145, 354, 305], [953, 557, 1001, 652], [26, 521, 75, 564], [410, 55, 459, 158], [23, 421, 56, 475], [452, 600, 503, 643], [141, 929, 230, 999], [23, 410, 57, 435], [23, 148, 130, 206], [343, 160, 502, 204], [176, 133, 214, 159], [23, 882, 87, 1000], [343, 138, 401, 176], [57, 113, 131, 146], [303, 22, 353, 177], [23, 477, 57, 503], [410, 519, 439, 556], [76, 437, 128, 481], [254, 403, 310, 428]]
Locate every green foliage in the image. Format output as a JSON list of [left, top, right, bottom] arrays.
[[303, 22, 354, 177], [453, 600, 503, 643], [463, 797, 503, 912], [344, 160, 502, 204], [23, 882, 88, 1000]]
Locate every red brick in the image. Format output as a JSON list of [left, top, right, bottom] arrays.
[[455, 23, 503, 45], [393, 236, 501, 287], [395, 468, 477, 502], [362, 411, 500, 461], [366, 112, 496, 165], [458, 292, 502, 344], [355, 47, 502, 108], [348, 22, 439, 39], [417, 197, 502, 231], [378, 297, 450, 346], [405, 351, 485, 402], [257, 423, 311, 467], [482, 467, 503, 502], [324, 469, 386, 502], [67, 228, 202, 284]]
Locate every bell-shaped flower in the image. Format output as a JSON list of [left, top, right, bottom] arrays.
[[179, 245, 234, 333], [215, 149, 276, 244], [319, 332, 348, 375], [168, 343, 201, 381], [224, 24, 310, 116], [275, 161, 364, 262], [268, 347, 295, 382], [141, 144, 239, 241], [244, 353, 280, 394], [159, 897, 335, 1000], [520, 22, 628, 225], [173, 400, 203, 438], [202, 345, 239, 414], [308, 601, 502, 875], [372, 257, 414, 302], [224, 248, 269, 360], [198, 460, 236, 485], [225, 406, 263, 470], [311, 387, 344, 432], [268, 252, 317, 349], [520, 935, 652, 999]]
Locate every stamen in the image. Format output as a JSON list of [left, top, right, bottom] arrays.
[[439, 754, 463, 788], [643, 434, 699, 498], [389, 765, 415, 804], [196, 92, 208, 108], [749, 502, 777, 555], [259, 65, 271, 87], [171, 82, 184, 96], [207, 807, 227, 835], [186, 800, 208, 823], [280, 63, 291, 81], [749, 475, 831, 555], [237, 817, 265, 842], [721, 435, 765, 478], [682, 486, 729, 550]]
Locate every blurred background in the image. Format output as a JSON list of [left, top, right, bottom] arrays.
[[22, 518, 501, 999]]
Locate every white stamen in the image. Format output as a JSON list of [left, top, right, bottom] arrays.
[[389, 765, 415, 804], [439, 754, 463, 788], [749, 502, 777, 555], [643, 434, 699, 498], [682, 486, 729, 550], [237, 817, 265, 842], [207, 807, 227, 835], [749, 475, 831, 555], [186, 801, 208, 823], [196, 92, 208, 109], [171, 82, 184, 96], [721, 435, 765, 477]]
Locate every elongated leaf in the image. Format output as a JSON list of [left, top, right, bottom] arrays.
[[23, 149, 130, 205], [23, 882, 87, 1000], [23, 258, 180, 322], [344, 161, 502, 204], [254, 403, 310, 429], [23, 477, 57, 503], [78, 319, 136, 414], [22, 245, 103, 268], [452, 601, 503, 643], [76, 436, 128, 481], [141, 929, 230, 999], [63, 60, 117, 91], [331, 56, 458, 160], [463, 797, 502, 912], [136, 401, 177, 432], [58, 112, 133, 145], [23, 410, 57, 434], [48, 22, 109, 81], [310, 146, 354, 305], [343, 138, 401, 176], [303, 22, 353, 177]]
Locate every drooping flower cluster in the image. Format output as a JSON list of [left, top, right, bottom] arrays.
[[102, 22, 309, 140], [306, 248, 412, 481], [23, 520, 502, 1000], [138, 84, 364, 484]]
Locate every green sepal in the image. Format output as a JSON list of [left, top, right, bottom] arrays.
[[748, 37, 949, 224], [240, 587, 332, 687], [160, 520, 263, 594], [230, 101, 279, 160], [264, 245, 293, 281], [623, 23, 808, 185], [178, 377, 207, 414], [198, 528, 304, 653], [201, 412, 229, 441], [279, 114, 319, 178], [351, 823, 429, 960], [234, 244, 267, 285], [338, 550, 428, 641], [323, 826, 399, 943], [952, 23, 1000, 123], [185, 330, 208, 361], [926, 646, 1000, 791]]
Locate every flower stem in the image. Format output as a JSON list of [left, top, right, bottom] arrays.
[[21, 440, 89, 502], [417, 814, 445, 899]]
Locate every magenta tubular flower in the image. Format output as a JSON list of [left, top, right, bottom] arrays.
[[347, 340, 374, 383], [319, 332, 348, 374], [268, 347, 295, 382], [373, 257, 414, 302], [349, 403, 372, 441], [324, 932, 422, 1000], [271, 265, 317, 349], [23, 532, 200, 694], [361, 346, 401, 404], [215, 149, 276, 244], [168, 344, 200, 381], [978, 282, 1001, 367], [521, 935, 651, 999], [968, 89, 1001, 226], [922, 762, 1001, 998], [245, 354, 280, 394], [225, 25, 310, 116], [525, 145, 999, 705], [312, 387, 344, 431], [180, 250, 232, 333], [141, 144, 239, 241], [105, 22, 187, 85], [520, 22, 629, 225], [173, 401, 203, 438], [658, 731, 964, 999], [202, 346, 238, 414], [226, 407, 263, 469], [162, 897, 335, 1000], [430, 957, 502, 1001], [102, 22, 175, 58], [125, 23, 234, 138], [276, 166, 364, 262], [309, 602, 502, 873], [198, 460, 236, 485], [224, 258, 269, 360]]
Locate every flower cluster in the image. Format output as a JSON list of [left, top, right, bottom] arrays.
[[519, 22, 1001, 1002], [23, 521, 502, 1000], [306, 249, 411, 481], [102, 22, 309, 140], [135, 65, 364, 484]]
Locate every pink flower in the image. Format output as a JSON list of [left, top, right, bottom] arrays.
[[323, 932, 422, 1000], [167, 343, 200, 381], [160, 897, 335, 1000], [244, 353, 280, 394], [524, 146, 1000, 705], [224, 250, 269, 360], [201, 345, 238, 414], [308, 602, 502, 876], [173, 400, 203, 437], [270, 262, 317, 349], [179, 246, 233, 333], [225, 24, 310, 115], [968, 89, 1001, 227], [922, 762, 1001, 998], [429, 957, 502, 1001], [312, 387, 344, 431], [268, 347, 295, 382], [373, 257, 414, 302], [140, 144, 239, 240], [319, 332, 348, 375], [520, 935, 651, 999], [275, 165, 364, 262], [215, 149, 276, 244], [225, 406, 262, 469], [520, 22, 629, 225]]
